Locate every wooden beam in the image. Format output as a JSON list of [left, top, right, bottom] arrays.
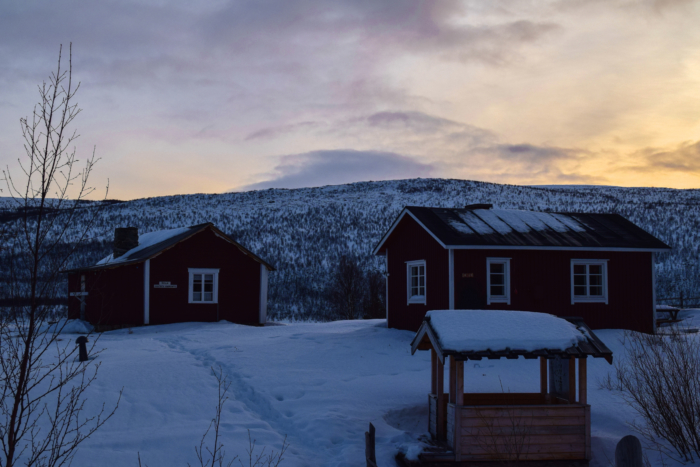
[[579, 357, 587, 405], [436, 357, 445, 440], [569, 357, 576, 403], [540, 357, 547, 394], [449, 357, 457, 404], [455, 360, 464, 462], [456, 360, 464, 405], [431, 349, 437, 395]]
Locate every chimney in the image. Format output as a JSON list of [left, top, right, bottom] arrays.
[[464, 203, 493, 210], [113, 227, 139, 259]]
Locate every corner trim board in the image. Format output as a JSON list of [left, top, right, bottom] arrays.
[[144, 259, 150, 325]]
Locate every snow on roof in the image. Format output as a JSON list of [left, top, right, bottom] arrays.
[[455, 209, 586, 236], [425, 310, 585, 353], [656, 304, 680, 311], [97, 226, 192, 265]]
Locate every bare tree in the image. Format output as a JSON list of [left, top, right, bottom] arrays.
[[362, 269, 385, 319], [327, 256, 364, 320], [607, 326, 700, 463], [0, 44, 120, 467]]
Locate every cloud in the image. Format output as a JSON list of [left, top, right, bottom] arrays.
[[625, 140, 700, 173], [245, 121, 320, 141], [479, 144, 586, 165], [237, 149, 435, 191]]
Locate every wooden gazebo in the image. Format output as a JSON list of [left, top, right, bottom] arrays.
[[406, 310, 612, 466]]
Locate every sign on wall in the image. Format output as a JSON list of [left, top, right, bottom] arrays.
[[154, 281, 177, 289]]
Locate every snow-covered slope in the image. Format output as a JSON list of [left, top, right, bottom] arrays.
[[2, 179, 698, 319]]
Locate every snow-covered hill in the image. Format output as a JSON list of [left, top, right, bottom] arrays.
[[2, 179, 698, 319]]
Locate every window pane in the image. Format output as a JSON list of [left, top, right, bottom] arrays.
[[419, 276, 425, 287], [490, 263, 504, 274], [419, 265, 424, 276], [491, 285, 505, 296], [419, 285, 425, 296], [589, 265, 602, 275], [573, 265, 586, 274], [193, 274, 202, 301], [491, 274, 504, 286], [412, 276, 418, 288], [574, 286, 587, 296], [589, 275, 602, 286], [573, 275, 587, 286], [590, 286, 603, 296]]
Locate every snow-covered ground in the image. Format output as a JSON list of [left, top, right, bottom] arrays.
[[49, 318, 691, 467]]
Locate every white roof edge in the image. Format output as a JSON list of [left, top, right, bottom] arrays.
[[373, 208, 447, 255], [445, 245, 670, 252]]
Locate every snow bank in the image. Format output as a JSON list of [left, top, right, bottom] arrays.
[[97, 226, 192, 264], [426, 310, 585, 352], [39, 318, 93, 334]]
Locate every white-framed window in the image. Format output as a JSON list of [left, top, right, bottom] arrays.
[[188, 268, 220, 304], [487, 258, 511, 305], [406, 260, 426, 305], [571, 260, 608, 304]]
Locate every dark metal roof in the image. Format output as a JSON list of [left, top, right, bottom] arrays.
[[411, 315, 613, 364], [64, 223, 275, 273], [375, 206, 671, 253]]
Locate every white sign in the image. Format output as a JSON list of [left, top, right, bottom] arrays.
[[154, 281, 177, 289]]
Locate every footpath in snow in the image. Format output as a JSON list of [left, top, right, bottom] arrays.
[[57, 318, 674, 467]]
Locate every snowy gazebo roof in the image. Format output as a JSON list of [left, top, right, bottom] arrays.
[[411, 310, 613, 364]]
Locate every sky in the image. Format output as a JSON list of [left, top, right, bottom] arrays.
[[1, 0, 699, 200]]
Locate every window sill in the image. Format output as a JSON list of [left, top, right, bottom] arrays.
[[572, 298, 608, 304], [407, 298, 426, 305], [188, 301, 219, 305], [488, 298, 510, 304]]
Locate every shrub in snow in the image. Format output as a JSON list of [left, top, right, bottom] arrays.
[[610, 326, 700, 463]]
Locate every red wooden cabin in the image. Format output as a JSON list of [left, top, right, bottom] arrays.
[[66, 223, 274, 329], [373, 204, 671, 334]]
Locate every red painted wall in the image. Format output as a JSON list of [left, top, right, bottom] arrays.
[[68, 228, 264, 326], [148, 228, 262, 325], [384, 216, 655, 334], [68, 263, 145, 326], [453, 249, 654, 334], [384, 215, 450, 331]]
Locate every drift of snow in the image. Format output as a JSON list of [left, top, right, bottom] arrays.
[[39, 318, 93, 334], [452, 208, 587, 236], [426, 310, 586, 352], [97, 226, 192, 264]]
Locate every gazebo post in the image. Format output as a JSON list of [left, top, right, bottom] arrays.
[[436, 354, 445, 440], [579, 357, 587, 405], [539, 357, 547, 394], [454, 359, 464, 461], [568, 357, 577, 403], [449, 357, 456, 404], [431, 349, 437, 395]]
